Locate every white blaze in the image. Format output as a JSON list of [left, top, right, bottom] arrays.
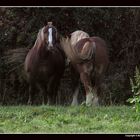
[[48, 28, 53, 46]]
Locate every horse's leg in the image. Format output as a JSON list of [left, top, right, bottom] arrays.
[[92, 85, 99, 106], [70, 65, 80, 106], [28, 83, 36, 105], [48, 74, 62, 105], [37, 83, 48, 105], [42, 85, 48, 105], [71, 82, 80, 106], [80, 72, 93, 106], [47, 76, 57, 105], [93, 73, 103, 105], [53, 78, 60, 105], [92, 65, 104, 106]]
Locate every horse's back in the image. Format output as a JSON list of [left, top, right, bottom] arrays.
[[90, 36, 107, 47]]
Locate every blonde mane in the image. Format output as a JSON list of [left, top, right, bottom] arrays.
[[33, 27, 46, 49], [70, 30, 89, 47], [61, 30, 95, 63]]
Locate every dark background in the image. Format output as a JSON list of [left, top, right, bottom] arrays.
[[0, 7, 140, 105]]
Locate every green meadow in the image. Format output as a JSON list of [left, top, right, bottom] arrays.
[[0, 105, 139, 134]]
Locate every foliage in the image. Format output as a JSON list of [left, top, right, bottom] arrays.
[[127, 67, 140, 113]]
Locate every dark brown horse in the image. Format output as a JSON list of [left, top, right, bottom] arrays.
[[24, 22, 65, 105], [61, 30, 109, 106]]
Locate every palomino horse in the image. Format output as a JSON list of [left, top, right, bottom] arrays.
[[61, 30, 109, 106], [24, 22, 65, 105]]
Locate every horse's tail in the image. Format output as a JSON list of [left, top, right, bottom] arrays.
[[61, 37, 95, 63]]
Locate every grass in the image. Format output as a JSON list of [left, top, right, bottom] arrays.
[[0, 105, 140, 133]]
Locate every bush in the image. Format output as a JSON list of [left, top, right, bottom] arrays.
[[127, 67, 140, 113]]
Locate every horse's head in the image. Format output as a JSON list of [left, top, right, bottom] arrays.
[[33, 23, 59, 56], [43, 22, 58, 50]]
